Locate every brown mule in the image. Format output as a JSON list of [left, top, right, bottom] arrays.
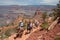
[[14, 27, 24, 39]]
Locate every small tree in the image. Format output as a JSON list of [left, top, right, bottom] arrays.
[[52, 0, 60, 22], [49, 12, 57, 21], [42, 12, 47, 22]]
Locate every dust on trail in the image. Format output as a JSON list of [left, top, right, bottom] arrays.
[[7, 27, 40, 40]]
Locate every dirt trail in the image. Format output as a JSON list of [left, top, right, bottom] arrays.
[[26, 24, 60, 40], [7, 27, 40, 40]]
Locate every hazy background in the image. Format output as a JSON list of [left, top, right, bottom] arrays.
[[0, 0, 59, 26]]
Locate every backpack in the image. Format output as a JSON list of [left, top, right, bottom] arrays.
[[30, 23, 33, 27], [19, 22, 24, 27], [27, 22, 32, 28], [35, 21, 39, 27]]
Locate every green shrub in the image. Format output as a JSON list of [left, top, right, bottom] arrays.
[[54, 36, 60, 40], [0, 31, 8, 39], [4, 29, 11, 37], [0, 27, 17, 39], [41, 22, 48, 29]]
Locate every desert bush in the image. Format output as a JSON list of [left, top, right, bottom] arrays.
[[52, 1, 60, 22], [54, 36, 60, 40], [42, 12, 47, 22], [0, 27, 17, 39], [4, 29, 11, 37], [41, 22, 48, 29]]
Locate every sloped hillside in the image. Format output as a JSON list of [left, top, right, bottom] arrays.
[[26, 23, 60, 40]]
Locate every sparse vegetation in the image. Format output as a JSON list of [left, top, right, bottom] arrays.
[[52, 1, 60, 21], [0, 27, 17, 40], [41, 21, 48, 29], [42, 12, 47, 22], [54, 35, 60, 40]]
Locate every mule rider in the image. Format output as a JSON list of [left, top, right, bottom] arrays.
[[14, 20, 24, 39]]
